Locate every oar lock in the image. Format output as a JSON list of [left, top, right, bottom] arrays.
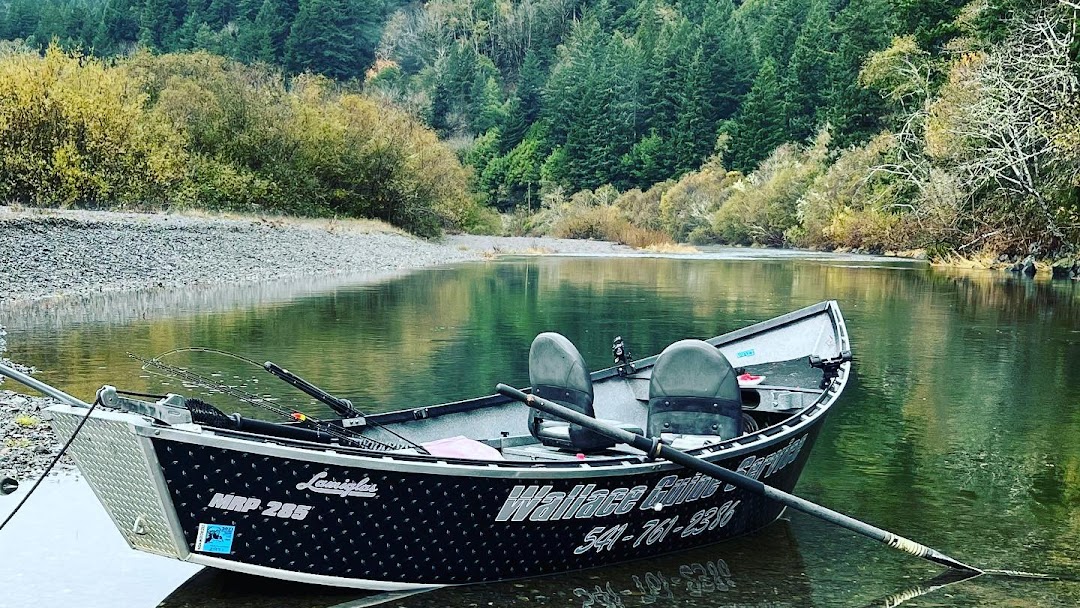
[[809, 350, 853, 389]]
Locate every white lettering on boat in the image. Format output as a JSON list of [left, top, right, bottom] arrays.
[[206, 493, 314, 520], [496, 434, 808, 523], [723, 435, 807, 492], [495, 475, 721, 522], [295, 471, 378, 498], [495, 482, 652, 522], [208, 492, 262, 512]]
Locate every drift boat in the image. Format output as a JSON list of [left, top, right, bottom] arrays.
[[3, 300, 850, 590]]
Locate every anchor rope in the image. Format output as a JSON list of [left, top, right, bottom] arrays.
[[0, 395, 101, 532]]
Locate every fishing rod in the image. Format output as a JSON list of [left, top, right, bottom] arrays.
[[131, 353, 401, 451], [261, 359, 430, 455], [171, 348, 428, 453], [134, 348, 429, 455]]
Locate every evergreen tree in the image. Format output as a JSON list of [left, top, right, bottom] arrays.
[[205, 0, 237, 29], [891, 0, 965, 50], [757, 0, 809, 68], [470, 74, 506, 135], [621, 132, 668, 189], [730, 58, 787, 172], [826, 0, 892, 147], [543, 15, 621, 191], [248, 0, 298, 63], [428, 77, 453, 136], [543, 17, 606, 147], [699, 0, 755, 125], [501, 95, 528, 153], [516, 50, 545, 126], [237, 0, 265, 21], [673, 47, 711, 174], [642, 12, 698, 178], [94, 0, 140, 55], [784, 0, 833, 142], [139, 0, 187, 49], [3, 0, 43, 40], [606, 32, 647, 188], [284, 0, 378, 80]]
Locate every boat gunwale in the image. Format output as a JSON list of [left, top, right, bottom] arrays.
[[122, 391, 835, 479]]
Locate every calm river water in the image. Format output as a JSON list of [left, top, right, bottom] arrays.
[[2, 252, 1079, 607]]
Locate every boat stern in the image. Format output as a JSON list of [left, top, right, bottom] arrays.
[[50, 405, 189, 560]]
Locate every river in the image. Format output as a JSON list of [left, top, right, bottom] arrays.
[[1, 251, 1078, 606]]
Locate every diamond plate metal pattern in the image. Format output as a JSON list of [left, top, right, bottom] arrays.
[[53, 410, 182, 558]]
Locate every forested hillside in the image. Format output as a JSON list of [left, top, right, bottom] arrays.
[[2, 0, 1078, 256], [375, 0, 891, 194], [367, 0, 1079, 256], [0, 0, 406, 80]]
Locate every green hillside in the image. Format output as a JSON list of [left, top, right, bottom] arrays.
[[1, 0, 1078, 255]]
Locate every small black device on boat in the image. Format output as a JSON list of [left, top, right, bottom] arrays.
[[612, 336, 636, 376]]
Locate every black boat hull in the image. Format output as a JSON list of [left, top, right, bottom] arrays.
[[152, 424, 822, 587]]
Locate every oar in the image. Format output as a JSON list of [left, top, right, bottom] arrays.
[[495, 383, 981, 574]]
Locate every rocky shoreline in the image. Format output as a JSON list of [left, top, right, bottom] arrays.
[[0, 206, 641, 305], [1, 325, 68, 483]]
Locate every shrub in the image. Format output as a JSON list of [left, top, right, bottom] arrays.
[[0, 47, 484, 237], [538, 184, 675, 248], [660, 157, 742, 242], [712, 139, 826, 246], [794, 133, 912, 251], [0, 45, 186, 208], [687, 225, 719, 245], [613, 182, 671, 233]]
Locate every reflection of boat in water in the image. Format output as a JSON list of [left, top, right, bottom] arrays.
[[2, 302, 850, 590], [159, 520, 814, 608]]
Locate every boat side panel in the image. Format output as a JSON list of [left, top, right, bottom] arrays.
[[152, 424, 824, 586]]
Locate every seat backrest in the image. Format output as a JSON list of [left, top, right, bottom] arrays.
[[528, 332, 612, 451], [647, 339, 743, 438]]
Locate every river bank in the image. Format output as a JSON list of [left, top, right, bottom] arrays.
[[0, 207, 640, 306]]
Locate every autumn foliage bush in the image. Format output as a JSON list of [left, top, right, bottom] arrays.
[[0, 45, 185, 208], [792, 133, 914, 251], [711, 139, 826, 246], [0, 45, 484, 237], [534, 185, 672, 248]]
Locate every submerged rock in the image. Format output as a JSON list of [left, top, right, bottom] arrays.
[[0, 476, 18, 495]]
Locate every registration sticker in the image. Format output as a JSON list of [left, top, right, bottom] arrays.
[[736, 348, 755, 358], [195, 523, 235, 554]]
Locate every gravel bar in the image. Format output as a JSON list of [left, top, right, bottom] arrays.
[[0, 206, 488, 304]]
